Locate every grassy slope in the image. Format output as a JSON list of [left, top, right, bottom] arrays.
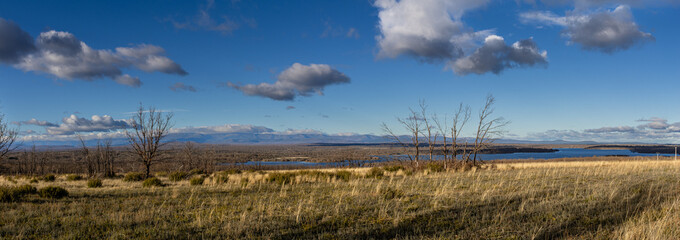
[[1, 160, 680, 239]]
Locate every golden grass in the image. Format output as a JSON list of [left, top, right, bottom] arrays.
[[1, 159, 680, 239]]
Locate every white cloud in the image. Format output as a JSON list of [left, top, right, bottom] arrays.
[[20, 115, 133, 135], [374, 0, 548, 75], [0, 19, 186, 87], [374, 0, 491, 61], [527, 117, 680, 143], [451, 35, 548, 75], [520, 5, 654, 53], [228, 63, 350, 101]]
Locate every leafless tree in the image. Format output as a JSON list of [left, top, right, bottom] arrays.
[[181, 142, 199, 171], [96, 139, 116, 177], [471, 95, 509, 165], [433, 114, 450, 167], [126, 105, 174, 178], [78, 136, 95, 177], [382, 105, 424, 168], [0, 114, 18, 162], [419, 100, 438, 162], [451, 103, 471, 163]]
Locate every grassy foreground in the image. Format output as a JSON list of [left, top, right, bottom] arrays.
[[1, 160, 680, 239]]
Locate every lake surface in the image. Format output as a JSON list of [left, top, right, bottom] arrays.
[[226, 148, 674, 167]]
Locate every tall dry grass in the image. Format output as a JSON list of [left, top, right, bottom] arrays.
[[1, 159, 679, 239]]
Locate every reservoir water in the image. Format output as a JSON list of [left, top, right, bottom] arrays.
[[226, 148, 674, 167]]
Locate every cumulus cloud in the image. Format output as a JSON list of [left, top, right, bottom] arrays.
[[374, 0, 548, 75], [374, 0, 491, 61], [169, 82, 197, 92], [521, 5, 654, 53], [0, 18, 36, 64], [13, 118, 58, 127], [0, 19, 186, 87], [527, 117, 680, 143], [20, 115, 133, 135], [228, 63, 350, 101], [451, 35, 548, 75]]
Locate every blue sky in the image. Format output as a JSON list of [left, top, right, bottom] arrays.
[[1, 0, 680, 143]]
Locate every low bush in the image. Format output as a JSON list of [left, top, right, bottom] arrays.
[[189, 177, 204, 186], [169, 171, 189, 182], [142, 177, 163, 187], [366, 167, 384, 179], [87, 178, 103, 188], [266, 172, 297, 185], [0, 185, 37, 202], [383, 165, 404, 172], [189, 169, 205, 175], [40, 174, 56, 182], [38, 186, 69, 199], [380, 187, 405, 200], [66, 174, 83, 181], [215, 171, 232, 183], [334, 170, 353, 182], [426, 162, 445, 173], [123, 172, 145, 182]]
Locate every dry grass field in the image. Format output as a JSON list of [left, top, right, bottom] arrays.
[[2, 158, 680, 239]]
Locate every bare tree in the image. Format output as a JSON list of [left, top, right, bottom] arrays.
[[181, 142, 199, 171], [0, 114, 18, 162], [433, 114, 450, 167], [382, 105, 423, 168], [419, 100, 438, 162], [451, 103, 471, 163], [126, 105, 174, 178], [97, 139, 116, 178], [78, 136, 95, 177], [471, 95, 509, 165]]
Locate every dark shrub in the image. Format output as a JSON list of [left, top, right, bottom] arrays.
[[266, 172, 297, 185], [189, 177, 204, 186], [41, 174, 56, 182], [223, 169, 242, 174], [14, 184, 37, 195], [169, 171, 189, 182], [38, 186, 69, 199], [383, 165, 404, 172], [87, 178, 103, 188], [426, 162, 445, 173], [215, 171, 232, 183], [334, 170, 353, 182], [124, 172, 145, 182], [0, 185, 36, 202], [29, 178, 38, 183], [189, 169, 205, 175], [142, 177, 163, 187], [366, 167, 384, 179], [380, 187, 405, 200], [66, 174, 83, 181]]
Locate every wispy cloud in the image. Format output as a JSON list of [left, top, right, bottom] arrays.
[[169, 82, 197, 92], [166, 0, 255, 35]]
